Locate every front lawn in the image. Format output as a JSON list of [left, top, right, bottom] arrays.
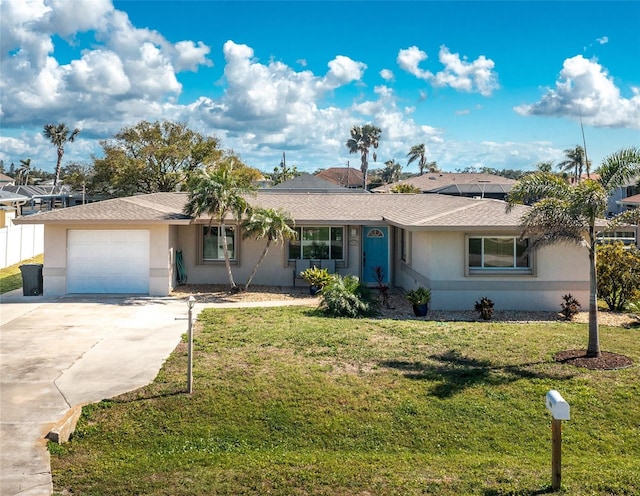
[[50, 307, 640, 495]]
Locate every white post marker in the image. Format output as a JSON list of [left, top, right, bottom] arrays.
[[186, 295, 196, 394], [545, 390, 570, 491]]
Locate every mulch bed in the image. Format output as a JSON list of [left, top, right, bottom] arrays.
[[555, 349, 634, 370]]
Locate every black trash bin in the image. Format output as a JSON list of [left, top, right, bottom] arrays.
[[19, 264, 43, 296]]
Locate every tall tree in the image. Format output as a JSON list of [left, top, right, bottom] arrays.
[[93, 120, 224, 197], [43, 123, 80, 188], [557, 145, 585, 184], [270, 152, 299, 185], [381, 159, 402, 184], [242, 208, 297, 290], [507, 146, 640, 358], [16, 158, 32, 185], [184, 158, 255, 292], [346, 124, 381, 189], [406, 144, 429, 175]]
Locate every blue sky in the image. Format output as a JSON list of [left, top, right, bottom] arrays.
[[1, 0, 638, 176]]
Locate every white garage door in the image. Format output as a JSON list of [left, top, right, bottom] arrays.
[[67, 230, 150, 294]]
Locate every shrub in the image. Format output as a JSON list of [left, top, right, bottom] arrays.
[[320, 274, 376, 318], [405, 287, 431, 306], [560, 293, 581, 320], [474, 297, 494, 320], [390, 183, 421, 194], [300, 266, 332, 289], [597, 241, 640, 311]]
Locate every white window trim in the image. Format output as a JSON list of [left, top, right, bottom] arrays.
[[288, 226, 346, 261], [199, 225, 238, 265], [465, 234, 535, 276]]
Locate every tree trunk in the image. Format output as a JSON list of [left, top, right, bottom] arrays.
[[53, 148, 63, 188], [244, 240, 271, 291], [587, 243, 601, 357]]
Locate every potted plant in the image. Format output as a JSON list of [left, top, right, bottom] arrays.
[[405, 286, 431, 317], [300, 266, 332, 295], [474, 297, 494, 320]]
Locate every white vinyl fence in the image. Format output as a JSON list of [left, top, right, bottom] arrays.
[[0, 224, 44, 269]]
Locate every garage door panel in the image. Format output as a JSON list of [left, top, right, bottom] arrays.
[[67, 230, 150, 294]]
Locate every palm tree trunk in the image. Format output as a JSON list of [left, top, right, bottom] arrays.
[[220, 222, 238, 291], [54, 148, 63, 188], [244, 240, 271, 291], [587, 243, 601, 357]]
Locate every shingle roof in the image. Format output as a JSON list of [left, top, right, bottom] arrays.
[[316, 167, 364, 188], [268, 173, 359, 192], [14, 191, 528, 230], [0, 190, 29, 204], [373, 172, 516, 194], [14, 192, 193, 224]]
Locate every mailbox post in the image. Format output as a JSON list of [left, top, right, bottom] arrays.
[[545, 390, 570, 491], [186, 295, 196, 394]]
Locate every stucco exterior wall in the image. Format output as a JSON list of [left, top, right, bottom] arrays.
[[397, 230, 590, 311], [175, 224, 364, 288], [43, 224, 173, 296]]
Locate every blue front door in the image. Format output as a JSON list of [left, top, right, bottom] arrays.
[[362, 226, 389, 284]]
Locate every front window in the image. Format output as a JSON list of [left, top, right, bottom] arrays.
[[289, 227, 344, 260], [468, 236, 530, 273], [203, 226, 236, 261]]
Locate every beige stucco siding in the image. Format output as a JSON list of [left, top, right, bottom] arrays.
[[176, 224, 363, 287], [398, 230, 590, 311], [43, 224, 172, 296]]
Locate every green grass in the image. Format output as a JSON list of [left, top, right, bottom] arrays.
[[0, 254, 43, 294], [51, 307, 640, 495]]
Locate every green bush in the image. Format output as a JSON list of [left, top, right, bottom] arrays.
[[597, 241, 640, 311], [300, 266, 332, 289], [320, 274, 376, 318]]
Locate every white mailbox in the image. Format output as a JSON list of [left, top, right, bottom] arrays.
[[546, 390, 570, 420]]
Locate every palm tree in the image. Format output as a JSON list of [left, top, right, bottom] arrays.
[[346, 124, 381, 189], [406, 144, 429, 175], [242, 208, 297, 290], [507, 146, 640, 358], [43, 123, 80, 189], [16, 158, 32, 185], [535, 161, 554, 173], [381, 159, 402, 184], [184, 158, 254, 292], [557, 145, 585, 184]]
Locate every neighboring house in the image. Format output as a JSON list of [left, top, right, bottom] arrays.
[[0, 184, 85, 214], [0, 190, 29, 227], [14, 191, 591, 311], [267, 173, 365, 193], [373, 173, 516, 200], [0, 173, 15, 186], [315, 167, 365, 189]]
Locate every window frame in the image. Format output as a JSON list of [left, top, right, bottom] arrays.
[[288, 226, 345, 261], [465, 235, 534, 276], [199, 225, 238, 264]]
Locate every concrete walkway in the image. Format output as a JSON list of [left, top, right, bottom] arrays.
[[0, 289, 317, 496]]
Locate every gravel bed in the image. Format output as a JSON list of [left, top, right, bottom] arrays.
[[172, 284, 640, 327]]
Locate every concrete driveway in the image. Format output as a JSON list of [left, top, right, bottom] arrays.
[[0, 292, 191, 496]]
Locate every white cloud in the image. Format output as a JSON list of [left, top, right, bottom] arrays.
[[380, 68, 394, 81], [514, 55, 640, 129], [324, 55, 366, 88], [433, 46, 499, 97], [596, 36, 609, 45], [397, 45, 498, 96], [173, 40, 212, 72], [0, 0, 210, 128], [397, 46, 433, 80]]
